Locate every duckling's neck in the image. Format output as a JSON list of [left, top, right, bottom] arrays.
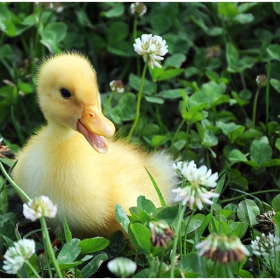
[[46, 121, 77, 141]]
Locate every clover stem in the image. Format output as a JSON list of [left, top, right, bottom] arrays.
[[252, 88, 260, 128], [0, 161, 30, 202], [127, 61, 148, 141], [103, 92, 114, 115], [170, 202, 187, 278], [40, 217, 63, 278], [265, 61, 271, 135]]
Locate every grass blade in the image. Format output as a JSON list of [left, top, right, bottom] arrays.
[[144, 166, 166, 207]]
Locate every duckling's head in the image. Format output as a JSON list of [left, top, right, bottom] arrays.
[[37, 52, 115, 153]]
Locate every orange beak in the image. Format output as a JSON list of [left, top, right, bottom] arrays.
[[77, 105, 115, 153]]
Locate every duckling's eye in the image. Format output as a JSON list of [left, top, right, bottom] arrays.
[[60, 88, 71, 99]]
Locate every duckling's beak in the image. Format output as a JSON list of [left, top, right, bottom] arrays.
[[77, 105, 115, 154]]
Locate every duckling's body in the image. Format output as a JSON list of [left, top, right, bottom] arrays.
[[12, 52, 177, 239]]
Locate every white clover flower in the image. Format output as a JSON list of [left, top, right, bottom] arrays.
[[172, 186, 219, 210], [107, 257, 137, 278], [173, 161, 218, 188], [3, 239, 36, 274], [23, 195, 57, 221], [130, 2, 147, 17], [172, 161, 219, 210], [133, 34, 168, 69], [3, 255, 25, 274], [109, 80, 124, 93], [251, 233, 280, 258]]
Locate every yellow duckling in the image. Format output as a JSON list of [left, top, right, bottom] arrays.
[[12, 52, 177, 239]]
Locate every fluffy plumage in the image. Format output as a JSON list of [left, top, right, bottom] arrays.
[[12, 52, 177, 239]]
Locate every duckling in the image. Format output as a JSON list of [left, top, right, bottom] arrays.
[[12, 52, 177, 239]]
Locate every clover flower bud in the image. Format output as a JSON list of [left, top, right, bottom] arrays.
[[256, 75, 267, 88], [196, 234, 249, 264], [149, 220, 174, 248], [256, 209, 276, 234], [206, 45, 221, 58], [109, 80, 124, 93], [130, 2, 147, 17], [37, 254, 47, 272], [55, 269, 75, 278]]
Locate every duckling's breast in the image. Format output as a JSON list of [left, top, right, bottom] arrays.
[[12, 126, 116, 237]]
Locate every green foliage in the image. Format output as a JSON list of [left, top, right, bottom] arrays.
[[79, 237, 109, 254], [80, 253, 108, 278], [129, 223, 152, 254], [272, 194, 280, 212], [109, 230, 126, 253], [115, 204, 130, 232], [237, 199, 260, 227]]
